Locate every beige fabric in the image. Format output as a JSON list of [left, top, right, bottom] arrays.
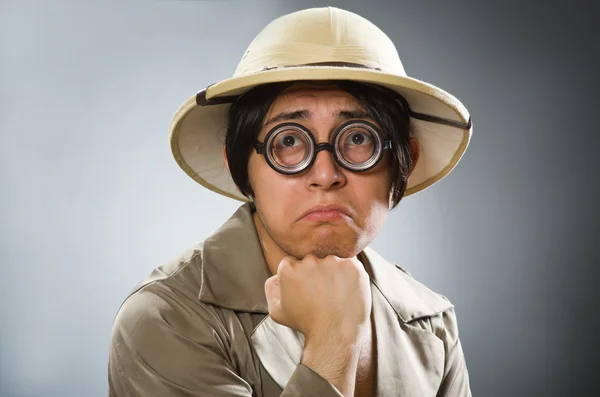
[[108, 203, 471, 396], [168, 7, 472, 202]]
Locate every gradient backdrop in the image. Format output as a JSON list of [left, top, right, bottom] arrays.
[[1, 0, 598, 396]]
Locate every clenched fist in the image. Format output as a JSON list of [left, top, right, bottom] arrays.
[[264, 254, 372, 345]]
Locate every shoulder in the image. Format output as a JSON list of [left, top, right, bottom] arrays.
[[123, 242, 205, 302], [107, 246, 255, 395], [364, 246, 455, 321], [363, 246, 462, 348], [110, 242, 232, 349], [111, 272, 228, 348], [393, 262, 462, 349]]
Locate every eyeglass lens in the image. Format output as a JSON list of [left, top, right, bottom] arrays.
[[337, 126, 376, 164], [271, 129, 311, 167]]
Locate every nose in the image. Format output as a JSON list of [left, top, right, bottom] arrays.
[[304, 147, 346, 191]]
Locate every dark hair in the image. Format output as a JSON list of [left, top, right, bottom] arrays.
[[224, 80, 413, 209]]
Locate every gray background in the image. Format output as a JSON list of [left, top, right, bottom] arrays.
[[1, 0, 598, 396]]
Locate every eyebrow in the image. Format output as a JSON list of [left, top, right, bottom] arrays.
[[264, 109, 373, 127]]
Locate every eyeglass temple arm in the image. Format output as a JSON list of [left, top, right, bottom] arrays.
[[253, 142, 266, 154]]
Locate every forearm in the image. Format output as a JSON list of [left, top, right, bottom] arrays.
[[299, 335, 362, 397]]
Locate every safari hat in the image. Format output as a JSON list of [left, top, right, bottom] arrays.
[[169, 6, 472, 201]]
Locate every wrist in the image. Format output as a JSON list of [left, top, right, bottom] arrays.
[[304, 321, 369, 347], [302, 333, 361, 372]]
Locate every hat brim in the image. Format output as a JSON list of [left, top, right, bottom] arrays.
[[169, 65, 472, 202]]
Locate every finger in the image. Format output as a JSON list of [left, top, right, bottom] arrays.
[[277, 256, 296, 276], [265, 275, 280, 300], [264, 275, 281, 313]]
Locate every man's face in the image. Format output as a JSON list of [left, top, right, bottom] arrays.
[[248, 82, 394, 260]]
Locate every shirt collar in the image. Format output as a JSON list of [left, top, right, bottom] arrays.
[[198, 202, 272, 314], [198, 203, 452, 321]]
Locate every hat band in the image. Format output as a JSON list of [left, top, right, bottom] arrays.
[[195, 61, 472, 130]]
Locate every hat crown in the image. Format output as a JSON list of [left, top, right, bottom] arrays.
[[234, 7, 406, 77]]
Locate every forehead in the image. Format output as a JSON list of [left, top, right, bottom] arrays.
[[270, 82, 364, 111]]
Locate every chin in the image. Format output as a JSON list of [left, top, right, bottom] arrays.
[[311, 246, 358, 259], [306, 233, 362, 259]]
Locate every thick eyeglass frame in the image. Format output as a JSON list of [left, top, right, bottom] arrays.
[[252, 119, 392, 175]]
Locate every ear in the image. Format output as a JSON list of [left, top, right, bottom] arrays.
[[222, 147, 230, 173], [408, 137, 420, 177]]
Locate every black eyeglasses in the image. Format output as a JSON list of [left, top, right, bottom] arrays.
[[253, 120, 392, 175]]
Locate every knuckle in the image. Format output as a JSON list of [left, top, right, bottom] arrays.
[[278, 258, 293, 276], [324, 255, 340, 266], [269, 308, 283, 323], [281, 256, 293, 266], [346, 258, 365, 275]]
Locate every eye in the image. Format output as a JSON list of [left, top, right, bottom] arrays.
[[274, 132, 305, 149], [344, 130, 373, 146], [273, 130, 308, 151]]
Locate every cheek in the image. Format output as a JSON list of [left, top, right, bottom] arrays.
[[358, 174, 392, 224], [354, 177, 392, 213], [247, 155, 260, 188], [359, 165, 393, 201], [248, 155, 271, 199], [248, 156, 298, 215], [374, 155, 395, 200]]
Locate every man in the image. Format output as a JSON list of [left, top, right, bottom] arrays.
[[108, 6, 473, 397]]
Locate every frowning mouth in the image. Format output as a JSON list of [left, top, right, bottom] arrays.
[[299, 204, 352, 222]]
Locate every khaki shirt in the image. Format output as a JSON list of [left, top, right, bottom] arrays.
[[108, 203, 471, 396]]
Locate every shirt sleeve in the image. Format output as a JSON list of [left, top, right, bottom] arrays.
[[108, 282, 343, 397], [435, 307, 472, 397], [280, 364, 343, 397]]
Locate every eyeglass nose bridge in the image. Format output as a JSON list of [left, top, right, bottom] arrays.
[[309, 142, 350, 172], [300, 142, 338, 172], [314, 142, 335, 154]]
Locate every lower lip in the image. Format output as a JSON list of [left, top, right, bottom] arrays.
[[303, 210, 346, 221]]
